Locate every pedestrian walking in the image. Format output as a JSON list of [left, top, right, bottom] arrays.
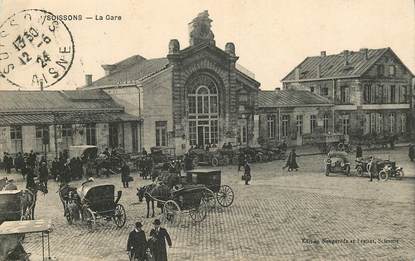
[[368, 156, 379, 182], [121, 161, 131, 188], [283, 148, 299, 172], [408, 144, 414, 162], [243, 161, 251, 185], [237, 150, 246, 171], [14, 152, 24, 172], [149, 219, 172, 261], [183, 153, 193, 172], [39, 162, 49, 190], [355, 145, 363, 159], [127, 222, 147, 261], [25, 165, 36, 190]]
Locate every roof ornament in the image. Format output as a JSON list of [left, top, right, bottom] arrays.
[[188, 10, 215, 46]]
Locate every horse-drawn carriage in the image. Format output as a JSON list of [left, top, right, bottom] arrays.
[[355, 157, 404, 181], [304, 133, 352, 154], [58, 180, 126, 228], [325, 151, 351, 176], [69, 145, 123, 176], [138, 169, 234, 224]]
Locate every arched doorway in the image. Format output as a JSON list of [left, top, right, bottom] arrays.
[[187, 75, 219, 147]]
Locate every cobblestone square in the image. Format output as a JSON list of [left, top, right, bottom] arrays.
[[2, 147, 414, 261]]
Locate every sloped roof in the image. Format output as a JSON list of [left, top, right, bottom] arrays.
[[282, 48, 390, 82], [86, 56, 170, 88], [0, 90, 122, 113], [0, 112, 140, 126], [258, 90, 332, 108]]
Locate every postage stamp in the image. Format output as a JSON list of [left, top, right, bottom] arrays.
[[0, 9, 75, 89]]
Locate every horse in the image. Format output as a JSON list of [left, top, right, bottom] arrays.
[[0, 177, 8, 190], [20, 181, 48, 220], [137, 183, 171, 218], [57, 183, 81, 223]]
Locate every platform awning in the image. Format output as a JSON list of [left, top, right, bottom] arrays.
[[0, 112, 141, 126]]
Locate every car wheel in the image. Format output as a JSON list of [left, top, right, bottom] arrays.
[[379, 170, 388, 181], [356, 166, 363, 177]]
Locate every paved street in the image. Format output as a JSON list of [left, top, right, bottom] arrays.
[[2, 147, 414, 261]]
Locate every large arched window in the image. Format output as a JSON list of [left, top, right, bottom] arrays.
[[187, 75, 219, 147]]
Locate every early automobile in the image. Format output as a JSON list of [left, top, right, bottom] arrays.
[[188, 148, 230, 167], [325, 151, 351, 176], [355, 157, 403, 181], [58, 180, 126, 228]]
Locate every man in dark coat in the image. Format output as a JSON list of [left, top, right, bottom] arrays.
[[51, 157, 59, 180], [283, 148, 299, 172], [149, 219, 172, 261], [368, 156, 379, 182], [25, 165, 36, 190], [355, 145, 363, 159], [243, 162, 251, 185], [15, 152, 24, 172], [127, 222, 147, 261], [121, 161, 131, 188], [183, 153, 193, 172], [39, 162, 49, 190], [237, 150, 246, 171]]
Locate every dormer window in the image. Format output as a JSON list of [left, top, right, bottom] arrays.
[[377, 64, 385, 76], [389, 65, 396, 76]]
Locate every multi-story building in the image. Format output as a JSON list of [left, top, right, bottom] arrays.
[[0, 89, 140, 157], [82, 11, 260, 155], [281, 48, 414, 141]]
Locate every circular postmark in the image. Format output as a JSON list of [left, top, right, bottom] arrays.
[[0, 9, 74, 89]]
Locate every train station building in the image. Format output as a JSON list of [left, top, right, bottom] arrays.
[[82, 11, 260, 155]]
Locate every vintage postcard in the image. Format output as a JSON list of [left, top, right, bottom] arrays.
[[0, 0, 414, 260]]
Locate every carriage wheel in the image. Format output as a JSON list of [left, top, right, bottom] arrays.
[[65, 206, 74, 225], [113, 204, 127, 228], [356, 166, 363, 177], [82, 208, 96, 230], [202, 188, 216, 210], [189, 198, 208, 222], [216, 185, 234, 207], [379, 170, 388, 181], [163, 200, 181, 225], [337, 143, 344, 151], [211, 157, 219, 167]]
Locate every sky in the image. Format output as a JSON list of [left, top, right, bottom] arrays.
[[0, 0, 414, 90]]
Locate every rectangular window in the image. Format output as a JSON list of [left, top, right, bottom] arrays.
[[376, 113, 383, 134], [323, 114, 329, 133], [400, 113, 407, 133], [389, 113, 395, 134], [321, 87, 329, 96], [310, 87, 315, 93], [155, 121, 167, 147], [363, 84, 371, 104], [131, 123, 138, 153], [86, 124, 97, 145], [310, 115, 317, 134], [211, 120, 218, 145], [399, 86, 407, 103], [281, 115, 289, 138], [61, 124, 73, 149], [389, 65, 396, 76], [197, 97, 203, 113], [377, 64, 384, 76], [10, 126, 22, 153], [35, 125, 50, 152], [296, 115, 303, 136], [238, 93, 248, 103], [267, 115, 276, 139], [189, 121, 197, 146], [390, 85, 396, 103], [340, 86, 349, 104], [341, 117, 350, 135], [370, 113, 376, 134], [376, 85, 383, 104]]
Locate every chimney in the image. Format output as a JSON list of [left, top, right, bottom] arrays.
[[101, 64, 116, 76], [294, 67, 300, 80], [85, 74, 92, 86], [316, 64, 321, 78], [275, 87, 281, 93], [360, 48, 369, 60], [320, 51, 326, 57], [343, 50, 349, 65]]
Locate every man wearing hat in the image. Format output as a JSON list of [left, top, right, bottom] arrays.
[[127, 222, 147, 261], [149, 219, 172, 261], [39, 161, 49, 190]]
